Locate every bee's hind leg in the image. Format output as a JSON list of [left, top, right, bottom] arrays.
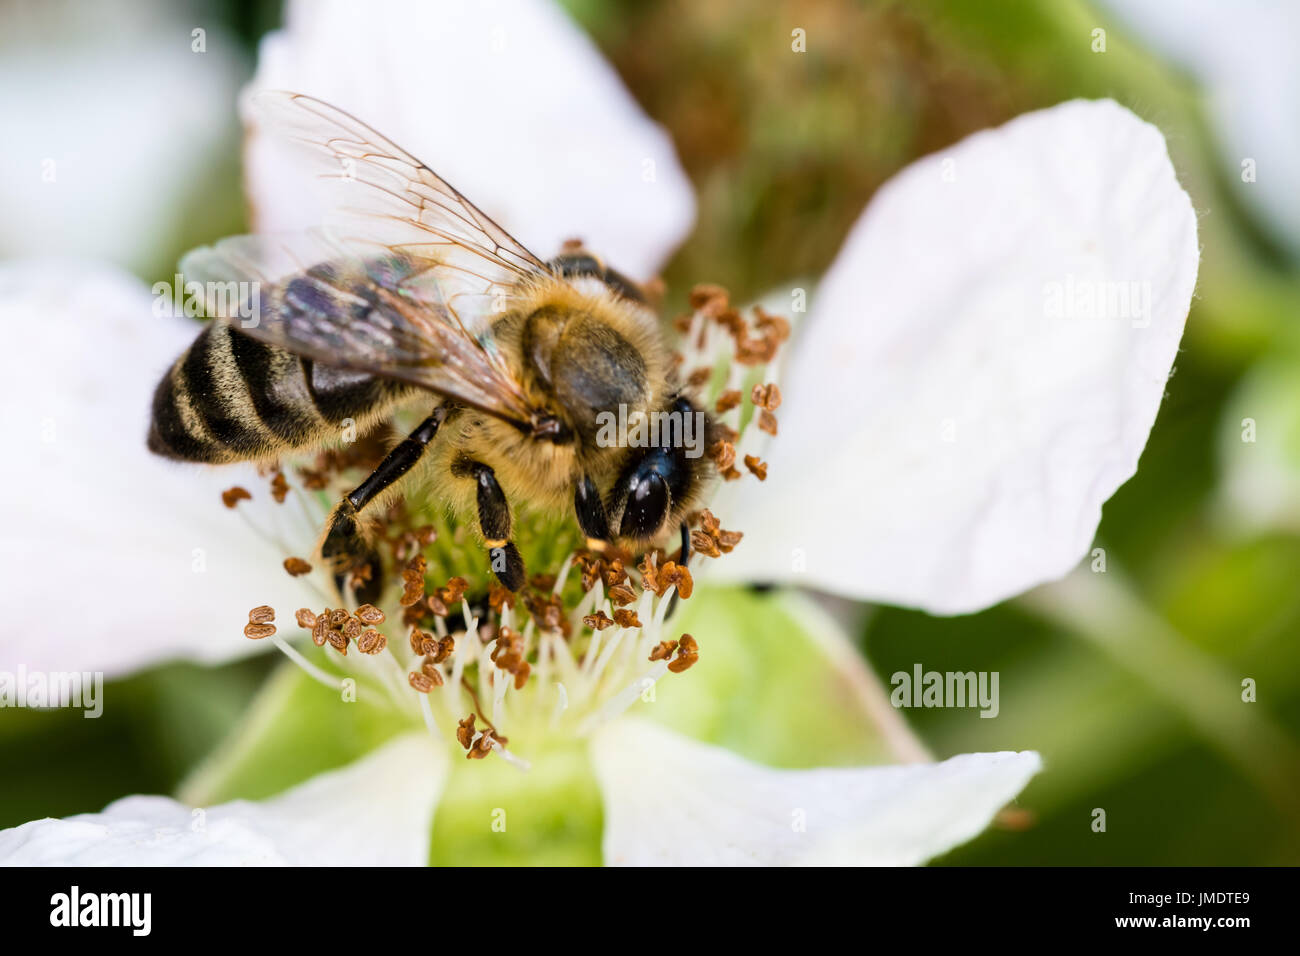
[[454, 457, 526, 591], [320, 408, 447, 603]]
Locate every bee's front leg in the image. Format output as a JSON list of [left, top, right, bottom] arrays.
[[573, 473, 614, 553]]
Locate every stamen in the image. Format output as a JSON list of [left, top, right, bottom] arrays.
[[576, 660, 671, 736], [268, 632, 344, 691]]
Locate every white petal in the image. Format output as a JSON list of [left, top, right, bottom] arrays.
[[244, 0, 694, 279], [1101, 0, 1300, 257], [0, 262, 325, 678], [592, 719, 1039, 866], [713, 100, 1199, 614], [0, 733, 444, 865], [0, 2, 245, 273]]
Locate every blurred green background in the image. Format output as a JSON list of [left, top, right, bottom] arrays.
[[3, 0, 1298, 864]]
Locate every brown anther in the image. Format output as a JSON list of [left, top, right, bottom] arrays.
[[512, 661, 531, 690], [269, 471, 289, 504], [425, 592, 449, 617], [584, 610, 615, 631], [456, 714, 477, 750], [613, 608, 642, 629], [668, 634, 699, 673], [714, 423, 739, 445], [686, 366, 712, 388], [529, 573, 557, 591], [753, 305, 792, 343], [488, 583, 516, 612], [355, 603, 385, 625], [690, 530, 722, 559], [734, 333, 779, 366], [420, 660, 445, 686], [523, 591, 570, 636], [649, 639, 679, 662], [688, 283, 730, 317], [743, 455, 768, 481], [660, 561, 694, 600], [221, 486, 251, 509], [400, 573, 425, 608], [751, 383, 783, 411], [409, 671, 435, 694], [298, 467, 327, 491], [579, 558, 602, 592], [608, 583, 637, 607], [714, 389, 742, 414], [408, 627, 435, 657], [248, 605, 275, 625], [758, 409, 779, 436], [717, 529, 744, 551], [311, 615, 329, 647], [602, 558, 628, 588], [295, 608, 317, 629], [342, 617, 363, 641], [356, 629, 387, 655], [283, 556, 313, 576], [243, 622, 275, 640], [326, 629, 349, 655], [638, 551, 662, 594], [691, 509, 743, 557], [714, 307, 745, 336], [434, 636, 455, 663], [327, 608, 349, 628], [436, 576, 469, 608], [708, 440, 736, 471]]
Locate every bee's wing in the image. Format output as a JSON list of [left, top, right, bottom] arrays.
[[182, 230, 537, 427], [247, 91, 552, 313], [181, 92, 560, 428]]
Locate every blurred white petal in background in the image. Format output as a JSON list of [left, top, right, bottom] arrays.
[[0, 0, 247, 275], [1102, 0, 1300, 259], [244, 0, 695, 280]]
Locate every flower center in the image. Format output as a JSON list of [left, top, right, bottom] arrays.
[[231, 284, 786, 768]]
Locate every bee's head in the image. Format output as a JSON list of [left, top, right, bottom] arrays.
[[607, 396, 712, 541]]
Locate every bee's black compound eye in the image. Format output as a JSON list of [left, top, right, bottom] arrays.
[[618, 469, 671, 539]]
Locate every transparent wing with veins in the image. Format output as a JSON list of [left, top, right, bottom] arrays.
[[183, 91, 558, 429]]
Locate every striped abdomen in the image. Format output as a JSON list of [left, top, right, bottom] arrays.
[[148, 322, 414, 463]]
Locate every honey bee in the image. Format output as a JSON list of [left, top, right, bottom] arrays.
[[148, 92, 716, 594]]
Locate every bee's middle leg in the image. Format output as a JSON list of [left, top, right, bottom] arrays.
[[321, 408, 447, 595], [452, 457, 527, 591]]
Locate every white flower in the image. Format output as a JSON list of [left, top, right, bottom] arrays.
[[0, 585, 1040, 867], [0, 0, 1200, 865]]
